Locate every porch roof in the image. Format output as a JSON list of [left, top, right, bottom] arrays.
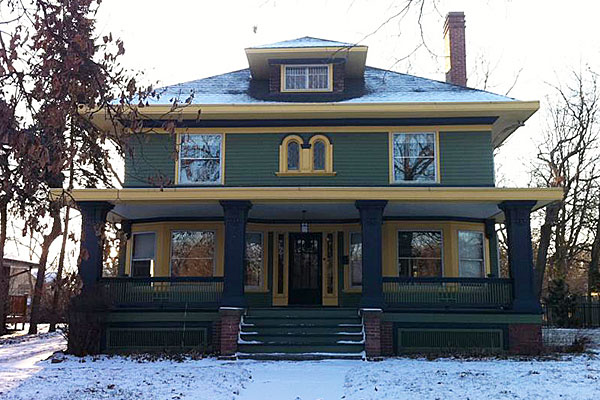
[[53, 187, 563, 222]]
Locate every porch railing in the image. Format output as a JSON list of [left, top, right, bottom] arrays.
[[383, 277, 513, 309], [100, 277, 224, 308]]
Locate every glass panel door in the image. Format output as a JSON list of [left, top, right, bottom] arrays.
[[288, 233, 322, 305]]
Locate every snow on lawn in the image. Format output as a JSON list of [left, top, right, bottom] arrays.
[[0, 324, 66, 395], [343, 356, 600, 400], [2, 329, 600, 400]]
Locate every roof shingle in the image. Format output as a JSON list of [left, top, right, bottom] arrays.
[[148, 66, 516, 105]]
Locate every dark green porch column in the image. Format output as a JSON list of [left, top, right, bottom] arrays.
[[77, 201, 114, 290], [355, 200, 387, 309], [220, 200, 252, 308], [498, 201, 540, 313]]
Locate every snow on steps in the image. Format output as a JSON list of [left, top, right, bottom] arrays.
[[237, 308, 365, 359]]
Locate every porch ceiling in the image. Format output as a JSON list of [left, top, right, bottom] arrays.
[[110, 201, 505, 223], [53, 186, 563, 223]]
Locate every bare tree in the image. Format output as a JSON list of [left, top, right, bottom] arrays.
[[0, 0, 154, 334], [531, 68, 600, 298]]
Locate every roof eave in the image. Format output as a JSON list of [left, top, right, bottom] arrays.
[[80, 100, 539, 147]]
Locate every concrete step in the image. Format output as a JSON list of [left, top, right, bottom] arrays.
[[240, 325, 363, 335], [237, 353, 364, 361], [237, 343, 365, 354], [243, 317, 362, 327], [239, 333, 364, 344], [246, 308, 359, 318]]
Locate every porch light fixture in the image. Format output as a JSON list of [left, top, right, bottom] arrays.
[[300, 210, 309, 233]]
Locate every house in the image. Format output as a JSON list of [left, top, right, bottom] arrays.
[[60, 12, 563, 357], [3, 258, 36, 298], [2, 257, 37, 329]]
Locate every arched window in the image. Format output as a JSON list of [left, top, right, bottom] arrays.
[[309, 135, 333, 174], [313, 140, 325, 170], [278, 134, 335, 176], [287, 141, 300, 170]]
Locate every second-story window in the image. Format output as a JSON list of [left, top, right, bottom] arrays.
[[313, 140, 326, 170], [178, 133, 223, 184], [283, 65, 331, 91], [279, 134, 335, 175], [392, 132, 437, 183], [287, 140, 300, 170]]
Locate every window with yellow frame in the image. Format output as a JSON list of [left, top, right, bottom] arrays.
[[281, 64, 333, 92], [277, 134, 335, 176], [390, 132, 439, 184]]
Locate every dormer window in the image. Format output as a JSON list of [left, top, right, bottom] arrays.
[[282, 65, 332, 92]]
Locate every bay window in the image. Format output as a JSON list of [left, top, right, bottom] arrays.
[[398, 230, 443, 277], [170, 230, 216, 277], [458, 230, 485, 277], [131, 232, 156, 277]]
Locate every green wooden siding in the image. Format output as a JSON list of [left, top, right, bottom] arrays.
[[438, 131, 494, 186], [225, 133, 389, 186], [122, 130, 495, 187], [124, 134, 176, 187]]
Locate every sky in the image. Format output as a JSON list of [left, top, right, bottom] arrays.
[[6, 0, 600, 264], [91, 0, 600, 186]]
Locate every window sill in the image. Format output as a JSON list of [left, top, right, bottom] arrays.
[[280, 89, 333, 93], [244, 288, 269, 293], [276, 171, 336, 177], [343, 288, 362, 294]]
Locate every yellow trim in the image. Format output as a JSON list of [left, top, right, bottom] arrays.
[[174, 132, 226, 185], [280, 64, 333, 93], [245, 225, 270, 292], [278, 134, 336, 176], [276, 172, 337, 177], [87, 101, 539, 118], [81, 101, 539, 148], [244, 46, 368, 55], [344, 229, 363, 293], [382, 221, 489, 279], [279, 135, 304, 173], [123, 220, 496, 305], [128, 222, 225, 277], [321, 231, 339, 306], [389, 131, 441, 184], [137, 125, 494, 135], [308, 134, 334, 173], [56, 186, 564, 205], [272, 231, 289, 306]]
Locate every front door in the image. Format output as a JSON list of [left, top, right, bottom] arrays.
[[289, 233, 322, 305]]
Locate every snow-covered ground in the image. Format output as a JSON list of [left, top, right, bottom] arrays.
[[1, 327, 600, 400]]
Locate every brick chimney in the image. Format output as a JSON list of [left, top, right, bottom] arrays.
[[444, 12, 467, 86]]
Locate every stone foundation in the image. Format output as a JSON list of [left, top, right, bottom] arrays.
[[508, 323, 542, 355]]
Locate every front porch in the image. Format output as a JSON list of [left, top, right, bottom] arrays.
[[66, 186, 561, 356], [99, 276, 513, 311]]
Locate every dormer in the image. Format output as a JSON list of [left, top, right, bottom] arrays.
[[245, 37, 368, 95]]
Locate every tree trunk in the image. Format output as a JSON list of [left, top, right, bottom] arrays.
[[49, 204, 71, 332], [0, 202, 8, 335], [28, 207, 62, 335], [589, 203, 600, 296], [534, 202, 560, 299]]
